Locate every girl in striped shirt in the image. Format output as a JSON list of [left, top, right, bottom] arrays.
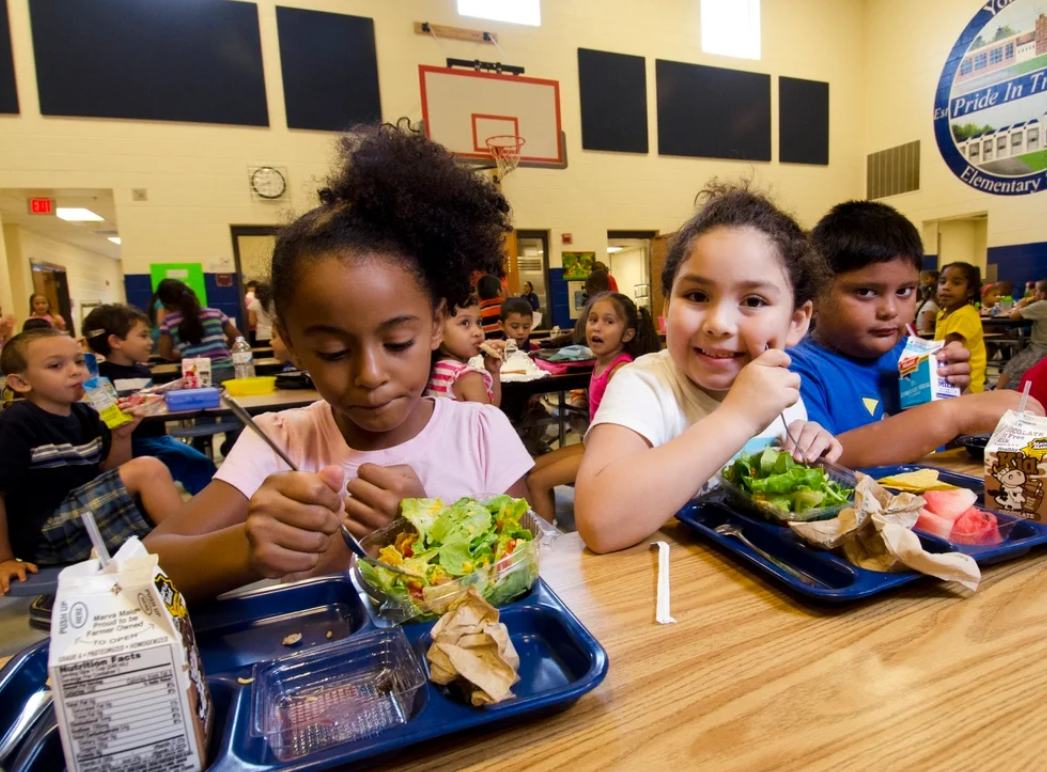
[[427, 297, 505, 406], [156, 279, 242, 385]]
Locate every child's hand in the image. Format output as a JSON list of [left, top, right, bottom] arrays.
[[245, 466, 345, 578], [480, 340, 506, 375], [343, 464, 426, 539], [0, 559, 38, 595], [721, 349, 801, 437], [781, 420, 843, 464], [111, 415, 144, 438], [936, 341, 972, 390], [955, 390, 1045, 435]]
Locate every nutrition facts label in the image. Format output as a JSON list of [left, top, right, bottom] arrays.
[[55, 645, 199, 772]]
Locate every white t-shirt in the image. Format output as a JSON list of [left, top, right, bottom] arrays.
[[1020, 300, 1047, 346], [588, 349, 807, 455], [247, 297, 273, 341]]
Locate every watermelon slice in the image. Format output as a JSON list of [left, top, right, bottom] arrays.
[[950, 507, 1003, 546], [915, 508, 955, 540], [922, 488, 978, 521]]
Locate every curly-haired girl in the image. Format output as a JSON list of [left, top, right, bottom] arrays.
[[145, 120, 534, 600]]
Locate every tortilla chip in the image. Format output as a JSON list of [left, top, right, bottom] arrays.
[[876, 469, 959, 492]]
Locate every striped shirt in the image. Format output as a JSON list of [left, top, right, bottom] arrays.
[[427, 359, 494, 401], [479, 298, 504, 339], [160, 307, 232, 367]]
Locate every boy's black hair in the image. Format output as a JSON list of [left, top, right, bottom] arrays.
[[271, 120, 510, 322], [500, 297, 533, 321], [663, 181, 821, 307], [21, 318, 52, 332], [0, 328, 66, 375], [156, 279, 205, 345], [82, 304, 150, 355], [581, 292, 661, 359], [811, 200, 923, 276], [941, 262, 982, 305], [477, 274, 503, 301]]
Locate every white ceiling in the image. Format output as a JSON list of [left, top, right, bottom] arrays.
[[0, 188, 121, 261]]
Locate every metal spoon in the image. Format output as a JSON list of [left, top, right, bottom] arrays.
[[221, 394, 418, 579], [0, 689, 51, 768], [714, 523, 825, 587]]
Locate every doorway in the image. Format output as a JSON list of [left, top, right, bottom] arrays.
[[30, 260, 73, 335], [515, 230, 551, 329], [230, 225, 278, 334], [606, 231, 657, 312]]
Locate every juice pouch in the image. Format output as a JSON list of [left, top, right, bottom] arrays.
[[984, 409, 1047, 522], [898, 336, 960, 409], [82, 376, 134, 429], [49, 537, 213, 772]]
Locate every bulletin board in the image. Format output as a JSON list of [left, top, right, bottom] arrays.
[[150, 263, 207, 306], [562, 251, 595, 280]]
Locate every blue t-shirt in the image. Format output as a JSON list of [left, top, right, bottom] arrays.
[[787, 336, 905, 435]]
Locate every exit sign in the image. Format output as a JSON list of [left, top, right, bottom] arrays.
[[29, 198, 53, 215]]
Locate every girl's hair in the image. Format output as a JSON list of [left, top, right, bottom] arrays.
[[662, 181, 821, 308], [28, 293, 51, 314], [448, 295, 479, 318], [583, 292, 661, 359], [941, 262, 982, 305], [271, 120, 511, 323], [255, 282, 274, 315], [522, 281, 533, 294], [156, 278, 204, 344], [477, 274, 503, 301]]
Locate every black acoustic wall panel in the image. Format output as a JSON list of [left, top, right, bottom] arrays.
[[779, 76, 829, 165], [28, 0, 268, 126], [277, 7, 381, 132], [655, 60, 770, 161], [0, 0, 17, 114], [578, 48, 647, 153]]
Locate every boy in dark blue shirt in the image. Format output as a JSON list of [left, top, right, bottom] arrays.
[[789, 201, 1035, 467]]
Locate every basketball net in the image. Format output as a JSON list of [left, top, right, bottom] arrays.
[[486, 135, 526, 180]]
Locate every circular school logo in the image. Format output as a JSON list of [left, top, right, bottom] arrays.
[[934, 0, 1047, 195]]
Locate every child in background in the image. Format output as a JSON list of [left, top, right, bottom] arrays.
[[143, 121, 534, 601], [477, 274, 505, 339], [789, 201, 1032, 468], [247, 282, 275, 344], [915, 276, 940, 335], [0, 302, 13, 351], [427, 298, 505, 406], [84, 304, 217, 494], [500, 297, 537, 352], [576, 183, 840, 553], [155, 279, 242, 385], [936, 262, 986, 393], [27, 293, 66, 331], [527, 292, 660, 524], [997, 278, 1047, 390], [0, 328, 183, 592], [981, 283, 1001, 314]]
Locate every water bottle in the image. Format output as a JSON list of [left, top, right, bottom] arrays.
[[232, 336, 255, 379]]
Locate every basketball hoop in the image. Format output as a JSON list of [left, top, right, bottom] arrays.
[[486, 135, 526, 179]]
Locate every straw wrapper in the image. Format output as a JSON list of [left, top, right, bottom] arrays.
[[426, 587, 520, 706], [790, 476, 981, 591], [651, 541, 676, 624]]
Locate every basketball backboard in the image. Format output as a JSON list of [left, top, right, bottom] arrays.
[[419, 65, 566, 169]]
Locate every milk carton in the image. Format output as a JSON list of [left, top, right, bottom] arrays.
[[49, 538, 212, 772], [984, 409, 1047, 522], [180, 358, 211, 388], [898, 336, 961, 409]]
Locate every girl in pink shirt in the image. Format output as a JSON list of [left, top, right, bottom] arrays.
[[427, 298, 504, 406], [526, 292, 660, 523], [144, 122, 534, 600]]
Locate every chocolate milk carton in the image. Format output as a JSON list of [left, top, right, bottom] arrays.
[[898, 336, 961, 409], [984, 409, 1047, 522], [49, 538, 212, 772]]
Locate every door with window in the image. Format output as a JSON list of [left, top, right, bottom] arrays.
[[514, 230, 551, 329], [31, 260, 73, 335]]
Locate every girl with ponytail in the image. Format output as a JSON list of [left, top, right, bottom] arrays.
[[156, 279, 242, 384]]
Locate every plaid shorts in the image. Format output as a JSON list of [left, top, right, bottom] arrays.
[[36, 468, 153, 564]]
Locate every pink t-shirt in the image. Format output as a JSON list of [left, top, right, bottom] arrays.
[[427, 359, 494, 401], [214, 397, 533, 502], [588, 352, 633, 420]]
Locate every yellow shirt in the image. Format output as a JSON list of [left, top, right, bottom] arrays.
[[935, 304, 985, 393]]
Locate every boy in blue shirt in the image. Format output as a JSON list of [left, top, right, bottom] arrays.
[[789, 201, 1036, 467]]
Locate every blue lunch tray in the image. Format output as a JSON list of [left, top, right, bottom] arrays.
[[675, 464, 1047, 604], [0, 576, 607, 772]]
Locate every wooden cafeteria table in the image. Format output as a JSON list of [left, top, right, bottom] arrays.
[[137, 387, 322, 425], [149, 357, 285, 381]]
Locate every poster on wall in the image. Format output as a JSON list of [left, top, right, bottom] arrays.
[[149, 263, 208, 306], [562, 251, 596, 280], [934, 0, 1047, 196]]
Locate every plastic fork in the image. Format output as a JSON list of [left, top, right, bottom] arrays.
[[713, 523, 825, 587]]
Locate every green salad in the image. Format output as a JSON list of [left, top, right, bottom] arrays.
[[721, 448, 851, 515], [358, 495, 537, 615]]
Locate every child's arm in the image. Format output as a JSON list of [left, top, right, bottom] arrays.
[[782, 421, 843, 463], [101, 416, 143, 470], [576, 350, 800, 553], [453, 372, 494, 405], [836, 390, 1044, 468], [0, 495, 38, 595], [223, 320, 242, 347]]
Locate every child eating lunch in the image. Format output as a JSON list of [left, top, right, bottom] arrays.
[[427, 297, 505, 406], [144, 121, 534, 601], [527, 292, 660, 524], [500, 297, 538, 352], [575, 183, 840, 553]]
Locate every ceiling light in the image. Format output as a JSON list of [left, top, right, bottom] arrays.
[[56, 207, 103, 222], [607, 246, 623, 253], [108, 236, 121, 245]]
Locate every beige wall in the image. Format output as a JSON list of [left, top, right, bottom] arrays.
[[0, 0, 868, 277], [937, 218, 988, 272], [864, 0, 1047, 254]]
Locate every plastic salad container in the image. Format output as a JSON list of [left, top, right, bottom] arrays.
[[718, 448, 857, 525], [350, 495, 559, 624], [249, 628, 426, 761]]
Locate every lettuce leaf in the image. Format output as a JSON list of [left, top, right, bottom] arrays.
[[400, 498, 444, 547]]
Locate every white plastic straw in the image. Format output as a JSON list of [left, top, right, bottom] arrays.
[[81, 511, 111, 569], [650, 541, 676, 625], [1019, 380, 1033, 415]]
